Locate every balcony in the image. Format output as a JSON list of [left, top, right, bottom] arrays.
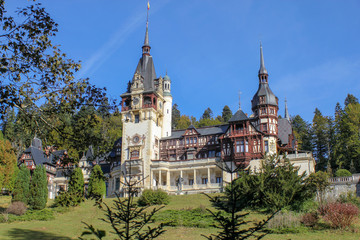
[[125, 159, 142, 166]]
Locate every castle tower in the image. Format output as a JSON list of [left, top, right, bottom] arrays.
[[251, 43, 279, 154], [115, 13, 172, 194]]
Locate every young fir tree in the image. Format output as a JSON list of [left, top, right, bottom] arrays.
[[81, 173, 165, 239], [12, 165, 30, 204], [68, 167, 85, 203], [28, 165, 48, 210], [88, 165, 106, 199]]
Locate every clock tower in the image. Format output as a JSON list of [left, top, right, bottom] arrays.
[[112, 18, 172, 195]]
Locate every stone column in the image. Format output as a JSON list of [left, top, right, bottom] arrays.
[[150, 169, 153, 189], [159, 170, 162, 189], [193, 169, 197, 188], [207, 167, 211, 186], [166, 170, 170, 191]]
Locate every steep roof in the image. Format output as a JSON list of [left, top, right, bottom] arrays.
[[134, 55, 157, 91], [24, 147, 55, 166], [278, 118, 292, 145], [229, 109, 248, 122], [251, 83, 278, 109]]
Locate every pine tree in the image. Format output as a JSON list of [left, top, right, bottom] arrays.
[[221, 105, 233, 123], [88, 165, 106, 199], [12, 165, 30, 204], [291, 115, 313, 151], [344, 94, 359, 107], [312, 109, 330, 171], [334, 102, 360, 171], [201, 107, 213, 120], [28, 165, 48, 210]]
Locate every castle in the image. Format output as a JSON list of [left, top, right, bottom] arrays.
[[17, 12, 315, 198], [106, 17, 316, 196]]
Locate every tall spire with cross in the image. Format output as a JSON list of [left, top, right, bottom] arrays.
[[258, 42, 268, 83], [142, 1, 151, 56]]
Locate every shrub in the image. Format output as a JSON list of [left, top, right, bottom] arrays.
[[322, 202, 359, 229], [266, 211, 302, 233], [335, 169, 352, 177], [138, 189, 170, 206], [301, 212, 319, 227], [6, 201, 27, 216], [54, 191, 83, 207], [338, 191, 360, 207], [152, 207, 213, 228]]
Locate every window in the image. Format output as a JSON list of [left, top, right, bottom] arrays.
[[240, 140, 244, 152], [130, 150, 139, 159], [190, 137, 193, 144], [194, 137, 197, 144], [209, 151, 215, 158], [263, 124, 267, 131], [202, 178, 208, 184], [189, 179, 194, 185], [115, 178, 120, 191], [236, 141, 240, 153], [216, 177, 222, 183], [270, 108, 275, 114], [186, 138, 189, 144], [135, 114, 139, 123], [245, 140, 249, 152], [265, 141, 269, 152]]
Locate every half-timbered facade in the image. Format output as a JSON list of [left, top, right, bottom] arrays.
[[107, 17, 315, 197]]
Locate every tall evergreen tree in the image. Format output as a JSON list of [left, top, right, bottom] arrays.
[[68, 167, 85, 203], [12, 165, 30, 204], [221, 105, 233, 123], [172, 104, 181, 129], [28, 165, 48, 210], [1, 108, 16, 142], [291, 115, 313, 151], [201, 107, 213, 120], [344, 94, 359, 107], [88, 165, 106, 199], [312, 108, 330, 171], [334, 102, 360, 171]]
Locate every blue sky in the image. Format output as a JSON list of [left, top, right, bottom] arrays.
[[7, 1, 360, 122]]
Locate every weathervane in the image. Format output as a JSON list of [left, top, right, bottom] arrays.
[[239, 90, 242, 110]]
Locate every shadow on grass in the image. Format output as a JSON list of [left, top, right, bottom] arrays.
[[7, 228, 71, 240]]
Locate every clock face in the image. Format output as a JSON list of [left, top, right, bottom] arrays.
[[133, 136, 140, 144], [133, 97, 139, 105]]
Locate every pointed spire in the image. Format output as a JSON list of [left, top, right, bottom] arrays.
[[284, 98, 290, 121], [259, 42, 268, 75], [142, 3, 151, 55], [144, 21, 149, 47]]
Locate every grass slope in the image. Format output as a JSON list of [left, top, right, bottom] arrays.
[[0, 194, 359, 240]]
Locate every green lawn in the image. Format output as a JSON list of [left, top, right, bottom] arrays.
[[0, 194, 359, 240]]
